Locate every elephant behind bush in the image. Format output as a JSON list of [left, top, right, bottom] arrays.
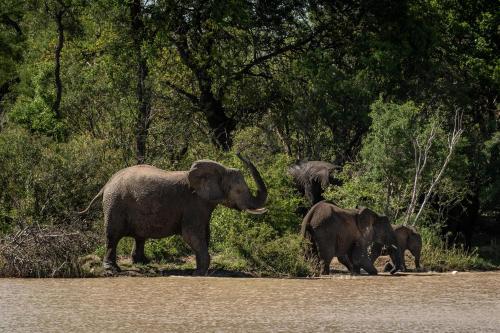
[[288, 161, 339, 207]]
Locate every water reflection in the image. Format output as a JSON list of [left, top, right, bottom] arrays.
[[1, 272, 499, 332]]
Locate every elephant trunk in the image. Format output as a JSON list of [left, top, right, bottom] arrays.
[[237, 153, 268, 210]]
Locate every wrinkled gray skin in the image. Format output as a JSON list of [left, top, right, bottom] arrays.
[[288, 161, 338, 207], [338, 212, 405, 275], [380, 225, 422, 272], [301, 201, 378, 275], [79, 154, 267, 275]]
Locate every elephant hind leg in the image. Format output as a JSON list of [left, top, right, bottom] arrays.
[[406, 233, 422, 271], [132, 237, 149, 265], [104, 235, 122, 272], [103, 201, 127, 273]]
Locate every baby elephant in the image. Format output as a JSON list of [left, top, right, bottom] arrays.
[[301, 201, 379, 275], [376, 225, 422, 271]]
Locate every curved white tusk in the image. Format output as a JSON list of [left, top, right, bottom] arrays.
[[245, 208, 268, 215]]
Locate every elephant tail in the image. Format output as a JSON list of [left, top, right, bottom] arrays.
[[77, 188, 104, 215], [301, 224, 319, 259]]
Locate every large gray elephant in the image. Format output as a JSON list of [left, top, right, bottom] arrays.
[[288, 161, 338, 207], [79, 154, 267, 275], [301, 201, 379, 275], [338, 211, 405, 274]]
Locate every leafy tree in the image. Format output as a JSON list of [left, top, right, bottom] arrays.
[[151, 0, 324, 150]]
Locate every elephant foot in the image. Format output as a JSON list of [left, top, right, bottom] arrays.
[[383, 262, 394, 272], [103, 261, 121, 273], [362, 266, 378, 275], [193, 269, 208, 276], [351, 266, 361, 275]]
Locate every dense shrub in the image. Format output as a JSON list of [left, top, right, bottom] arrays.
[[0, 126, 123, 233], [419, 227, 495, 271]]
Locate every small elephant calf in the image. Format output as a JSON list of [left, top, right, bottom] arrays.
[[376, 225, 422, 271]]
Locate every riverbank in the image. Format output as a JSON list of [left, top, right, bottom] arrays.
[[75, 253, 497, 279]]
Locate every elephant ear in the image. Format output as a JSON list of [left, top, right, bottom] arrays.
[[188, 160, 226, 202], [375, 215, 393, 243], [356, 207, 376, 240]]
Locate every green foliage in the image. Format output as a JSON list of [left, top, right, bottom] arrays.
[[8, 62, 67, 137], [144, 236, 191, 263], [206, 147, 314, 276], [480, 131, 500, 211], [355, 99, 470, 223], [419, 227, 495, 271], [324, 163, 387, 213], [362, 99, 421, 182], [0, 126, 123, 233], [0, 0, 24, 88], [211, 214, 315, 277]]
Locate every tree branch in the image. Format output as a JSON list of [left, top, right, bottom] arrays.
[[163, 80, 199, 104], [411, 110, 464, 226], [232, 32, 318, 82], [1, 14, 23, 36], [404, 125, 437, 225]]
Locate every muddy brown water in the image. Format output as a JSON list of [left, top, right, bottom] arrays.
[[1, 272, 499, 332]]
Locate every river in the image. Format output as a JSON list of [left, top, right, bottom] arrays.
[[1, 272, 499, 332]]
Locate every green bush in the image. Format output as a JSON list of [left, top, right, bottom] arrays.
[[211, 214, 316, 277], [0, 126, 123, 233], [324, 162, 387, 212], [144, 236, 191, 262], [419, 227, 495, 271]]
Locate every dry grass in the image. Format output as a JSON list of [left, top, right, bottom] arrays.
[[0, 223, 100, 278]]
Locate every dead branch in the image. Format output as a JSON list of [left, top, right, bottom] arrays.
[[411, 110, 464, 225]]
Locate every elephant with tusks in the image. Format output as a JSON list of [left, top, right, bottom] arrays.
[[79, 153, 267, 275]]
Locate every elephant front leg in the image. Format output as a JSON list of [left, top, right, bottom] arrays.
[[132, 237, 150, 265], [413, 250, 421, 271], [182, 228, 210, 276], [194, 247, 210, 276], [338, 255, 354, 273], [369, 242, 383, 263], [352, 243, 377, 275], [320, 255, 333, 275]]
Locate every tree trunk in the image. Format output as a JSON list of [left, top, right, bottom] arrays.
[[130, 0, 151, 164], [53, 9, 64, 119], [199, 90, 235, 151]]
